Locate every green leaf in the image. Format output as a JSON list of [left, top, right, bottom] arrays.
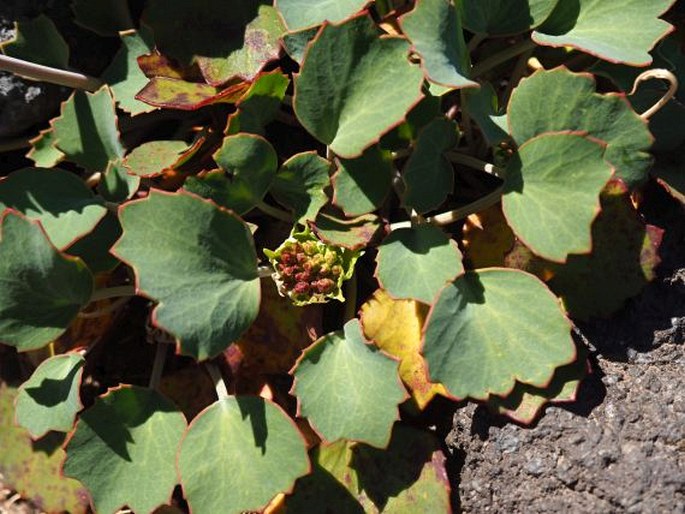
[[144, 0, 283, 85], [508, 67, 652, 187], [402, 118, 458, 213], [376, 225, 464, 304], [72, 0, 133, 36], [97, 159, 140, 203], [286, 425, 451, 513], [178, 396, 309, 514], [423, 269, 575, 400], [135, 77, 248, 111], [27, 128, 65, 168], [15, 353, 85, 438], [64, 386, 187, 514], [282, 27, 319, 65], [462, 0, 558, 35], [332, 146, 392, 217], [0, 385, 89, 514], [270, 152, 332, 224], [292, 319, 406, 448], [66, 213, 123, 274], [0, 212, 93, 352], [502, 132, 612, 262], [189, 133, 278, 215], [102, 27, 157, 116], [312, 211, 387, 251], [276, 0, 369, 31], [399, 0, 476, 89], [0, 167, 108, 250], [123, 140, 189, 177], [226, 71, 290, 135], [533, 0, 674, 65], [0, 14, 69, 68], [294, 14, 424, 158], [548, 180, 664, 320], [111, 190, 260, 360], [52, 87, 125, 172], [463, 82, 509, 146], [486, 348, 587, 424]]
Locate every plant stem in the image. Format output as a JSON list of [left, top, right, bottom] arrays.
[[256, 200, 292, 223], [630, 68, 679, 120], [460, 90, 475, 152], [148, 342, 167, 390], [0, 138, 30, 153], [0, 54, 102, 91], [206, 362, 229, 400], [471, 39, 537, 78], [90, 285, 136, 302], [447, 152, 504, 177], [467, 33, 487, 53]]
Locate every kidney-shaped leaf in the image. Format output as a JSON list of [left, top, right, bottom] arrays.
[[291, 319, 406, 448], [64, 386, 187, 514], [112, 190, 260, 360], [399, 0, 476, 89], [294, 14, 424, 158], [502, 132, 612, 262], [508, 67, 652, 187], [15, 353, 85, 438], [0, 212, 93, 352], [462, 0, 558, 35], [178, 396, 310, 514], [533, 0, 674, 66], [0, 167, 107, 250], [376, 224, 464, 304], [422, 268, 575, 400], [276, 0, 369, 31]]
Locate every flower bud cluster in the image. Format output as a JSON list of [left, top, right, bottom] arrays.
[[265, 230, 359, 306]]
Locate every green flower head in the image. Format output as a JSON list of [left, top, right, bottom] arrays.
[[264, 228, 360, 306]]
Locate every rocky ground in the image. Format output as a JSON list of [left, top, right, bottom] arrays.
[[447, 185, 685, 513]]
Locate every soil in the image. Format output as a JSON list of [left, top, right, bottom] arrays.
[[446, 184, 685, 513]]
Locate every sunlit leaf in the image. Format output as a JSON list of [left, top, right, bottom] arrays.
[[294, 14, 424, 158], [112, 190, 260, 360], [64, 386, 187, 514], [123, 140, 189, 177], [15, 353, 85, 438], [136, 78, 248, 111], [423, 269, 575, 399], [226, 71, 289, 135], [276, 0, 369, 31], [311, 210, 387, 251], [291, 319, 406, 448], [178, 396, 309, 514], [27, 128, 65, 168]]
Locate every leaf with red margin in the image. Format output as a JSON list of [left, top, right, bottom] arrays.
[[422, 269, 575, 400], [223, 280, 321, 393], [285, 425, 450, 513], [26, 127, 65, 168], [15, 353, 85, 438], [291, 319, 407, 448], [532, 0, 675, 66], [360, 289, 447, 410], [177, 396, 310, 514], [399, 0, 477, 90], [311, 209, 388, 251], [226, 70, 290, 135], [0, 211, 93, 352], [144, 0, 283, 85], [63, 386, 187, 514], [111, 190, 260, 360], [137, 51, 203, 81], [0, 385, 89, 514], [486, 346, 589, 425], [275, 0, 370, 31], [51, 87, 124, 172], [123, 140, 190, 177], [547, 179, 664, 321], [0, 167, 107, 250], [293, 13, 424, 158], [136, 77, 249, 111]]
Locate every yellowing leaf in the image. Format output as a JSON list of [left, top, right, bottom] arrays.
[[360, 289, 446, 410], [462, 203, 515, 268]]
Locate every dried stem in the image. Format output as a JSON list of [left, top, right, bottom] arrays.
[[630, 68, 679, 120], [471, 39, 537, 78], [0, 54, 102, 91], [256, 200, 292, 222], [447, 152, 504, 177]]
